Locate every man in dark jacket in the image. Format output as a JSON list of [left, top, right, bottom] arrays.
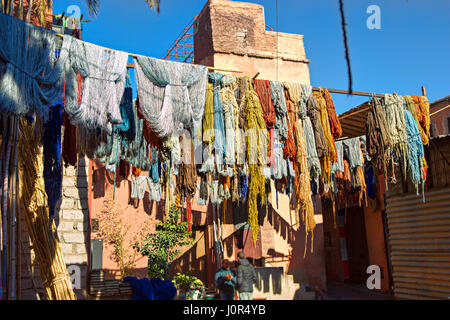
[[236, 252, 257, 300], [214, 259, 236, 300]]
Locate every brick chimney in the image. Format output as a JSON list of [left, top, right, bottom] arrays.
[[194, 0, 311, 83]]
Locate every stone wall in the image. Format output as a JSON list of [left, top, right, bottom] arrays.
[[56, 157, 90, 298], [19, 156, 90, 300]]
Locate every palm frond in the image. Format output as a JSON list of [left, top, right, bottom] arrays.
[[84, 0, 159, 17], [85, 0, 100, 17], [145, 0, 160, 13]]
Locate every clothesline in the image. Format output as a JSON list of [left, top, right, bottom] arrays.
[[55, 33, 426, 100], [54, 33, 243, 74]]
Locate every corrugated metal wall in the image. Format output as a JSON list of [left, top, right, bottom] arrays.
[[386, 188, 450, 300]]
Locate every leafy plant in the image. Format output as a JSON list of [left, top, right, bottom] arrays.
[[134, 204, 192, 280], [98, 193, 151, 279], [173, 273, 203, 291]]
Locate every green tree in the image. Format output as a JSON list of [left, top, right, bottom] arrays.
[[135, 204, 192, 280]]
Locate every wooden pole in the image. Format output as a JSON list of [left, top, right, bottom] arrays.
[[9, 116, 18, 300], [422, 86, 427, 97]]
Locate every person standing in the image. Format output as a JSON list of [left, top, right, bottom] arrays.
[[236, 252, 257, 300], [214, 259, 236, 300]]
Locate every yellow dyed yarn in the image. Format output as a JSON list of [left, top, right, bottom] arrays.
[[421, 96, 431, 141], [293, 119, 316, 257], [313, 90, 336, 187], [203, 83, 215, 147], [242, 77, 269, 246]]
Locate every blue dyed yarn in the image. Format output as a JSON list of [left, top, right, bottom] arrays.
[[114, 71, 135, 141], [151, 147, 160, 183], [365, 162, 376, 200], [240, 175, 248, 202], [209, 72, 226, 166], [43, 101, 63, 231], [404, 109, 425, 201]]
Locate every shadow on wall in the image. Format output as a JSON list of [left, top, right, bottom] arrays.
[[171, 229, 207, 284], [287, 220, 326, 294], [254, 267, 283, 295]]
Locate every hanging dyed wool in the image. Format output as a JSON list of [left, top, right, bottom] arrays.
[[148, 178, 161, 202], [131, 175, 147, 201], [254, 79, 276, 139], [314, 90, 337, 160], [384, 94, 408, 181], [403, 96, 429, 178], [411, 95, 431, 146], [136, 98, 163, 151], [232, 84, 244, 168], [354, 165, 368, 207], [240, 169, 249, 202], [365, 164, 376, 200], [293, 119, 316, 257], [403, 109, 425, 199], [210, 180, 222, 205], [299, 84, 312, 120], [271, 81, 289, 141], [330, 140, 344, 197], [0, 12, 69, 120], [231, 169, 240, 203], [77, 126, 99, 160], [306, 94, 328, 159], [203, 83, 215, 147], [272, 135, 289, 180], [283, 86, 298, 163], [254, 79, 275, 166], [342, 137, 364, 170], [62, 111, 78, 167], [332, 141, 344, 173], [134, 55, 208, 149], [115, 71, 136, 141], [420, 96, 431, 139], [197, 173, 209, 206], [209, 72, 227, 167], [365, 96, 391, 179], [335, 159, 352, 206], [322, 88, 342, 139], [242, 77, 269, 246], [283, 83, 302, 112], [314, 90, 337, 191], [18, 117, 76, 300], [302, 117, 322, 188], [163, 135, 180, 172], [176, 131, 197, 203], [128, 103, 151, 171], [43, 103, 63, 230], [237, 77, 249, 131], [404, 96, 428, 146], [62, 70, 83, 168], [118, 159, 130, 180], [307, 93, 328, 194], [64, 36, 128, 133], [343, 137, 367, 206], [220, 75, 238, 171]]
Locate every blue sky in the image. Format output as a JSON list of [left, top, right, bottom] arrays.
[[53, 0, 450, 114]]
